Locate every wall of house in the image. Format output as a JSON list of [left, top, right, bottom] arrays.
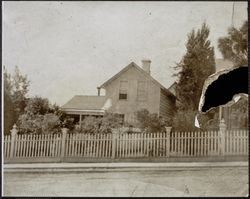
[[103, 66, 161, 125], [159, 89, 176, 122]]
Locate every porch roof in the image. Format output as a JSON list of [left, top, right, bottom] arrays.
[[61, 95, 106, 113]]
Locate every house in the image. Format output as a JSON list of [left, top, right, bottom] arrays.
[[61, 60, 176, 126]]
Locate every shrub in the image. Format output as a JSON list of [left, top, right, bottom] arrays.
[[172, 109, 199, 132], [74, 112, 123, 134], [136, 109, 170, 133]]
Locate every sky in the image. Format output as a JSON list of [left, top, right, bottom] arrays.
[[2, 1, 248, 106]]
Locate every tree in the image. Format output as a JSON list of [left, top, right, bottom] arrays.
[[173, 23, 216, 131], [24, 97, 51, 115], [218, 20, 248, 67], [4, 66, 30, 134], [218, 20, 248, 129], [4, 90, 16, 134], [17, 97, 62, 134]]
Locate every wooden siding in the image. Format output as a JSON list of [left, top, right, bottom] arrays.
[[159, 89, 176, 121], [104, 66, 161, 124]]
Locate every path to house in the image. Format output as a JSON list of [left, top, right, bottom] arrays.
[[3, 162, 248, 197]]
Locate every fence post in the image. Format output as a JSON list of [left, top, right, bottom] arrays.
[[111, 128, 119, 159], [61, 128, 68, 158], [219, 119, 226, 155], [165, 126, 172, 157], [10, 124, 18, 158]]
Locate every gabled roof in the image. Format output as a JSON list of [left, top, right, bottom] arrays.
[[168, 81, 177, 96], [61, 95, 106, 111], [99, 62, 175, 98]]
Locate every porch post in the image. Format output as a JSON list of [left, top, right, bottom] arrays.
[[79, 114, 82, 127], [219, 119, 226, 156]]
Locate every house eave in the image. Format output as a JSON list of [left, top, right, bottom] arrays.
[[61, 108, 105, 115]]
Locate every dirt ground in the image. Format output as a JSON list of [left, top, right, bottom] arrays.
[[3, 167, 248, 197]]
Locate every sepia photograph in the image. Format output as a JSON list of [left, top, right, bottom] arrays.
[[1, 1, 248, 197]]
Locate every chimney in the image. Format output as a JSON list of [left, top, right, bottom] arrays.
[[141, 59, 151, 74], [97, 87, 101, 96]]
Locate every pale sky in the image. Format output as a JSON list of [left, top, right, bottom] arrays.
[[2, 1, 248, 106]]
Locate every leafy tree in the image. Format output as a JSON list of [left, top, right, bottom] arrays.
[[4, 90, 16, 134], [24, 97, 51, 115], [218, 20, 248, 67], [173, 23, 216, 131], [4, 66, 30, 134], [17, 97, 62, 134], [174, 23, 216, 111]]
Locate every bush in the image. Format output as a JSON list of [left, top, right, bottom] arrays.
[[136, 109, 170, 133], [74, 112, 123, 134], [16, 97, 72, 134], [17, 113, 61, 134], [172, 109, 199, 132]]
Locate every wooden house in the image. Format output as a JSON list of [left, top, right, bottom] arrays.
[[61, 60, 176, 126]]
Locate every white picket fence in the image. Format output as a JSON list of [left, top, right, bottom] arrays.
[[4, 126, 248, 161]]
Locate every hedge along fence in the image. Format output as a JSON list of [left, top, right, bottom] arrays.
[[4, 121, 249, 161]]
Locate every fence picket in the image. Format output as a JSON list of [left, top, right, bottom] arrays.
[[246, 130, 248, 154], [237, 130, 240, 154], [137, 133, 140, 157], [5, 136, 9, 158], [27, 135, 31, 157], [244, 130, 247, 154], [45, 134, 49, 157], [15, 134, 19, 157], [101, 133, 105, 158], [99, 133, 103, 158]]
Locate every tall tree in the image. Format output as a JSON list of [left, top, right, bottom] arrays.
[[172, 23, 216, 131], [174, 23, 216, 111], [4, 66, 30, 134], [218, 20, 248, 67]]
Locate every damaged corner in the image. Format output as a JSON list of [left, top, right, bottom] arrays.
[[196, 66, 248, 129]]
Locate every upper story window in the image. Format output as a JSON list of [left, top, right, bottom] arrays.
[[137, 81, 147, 101], [119, 80, 128, 100]]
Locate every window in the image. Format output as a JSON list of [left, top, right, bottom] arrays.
[[119, 93, 127, 100], [119, 80, 128, 100], [137, 81, 147, 101]]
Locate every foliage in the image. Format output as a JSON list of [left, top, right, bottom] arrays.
[[99, 113, 124, 133], [4, 90, 16, 135], [24, 97, 51, 115], [136, 109, 170, 133], [17, 97, 63, 134], [172, 23, 216, 131], [218, 20, 248, 67], [75, 112, 124, 134], [172, 109, 199, 132], [4, 66, 30, 134], [76, 116, 102, 134], [197, 108, 219, 131], [174, 23, 216, 111], [230, 97, 248, 129]]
